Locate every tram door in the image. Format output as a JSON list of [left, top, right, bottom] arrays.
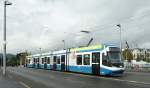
[[61, 55, 66, 71], [44, 57, 47, 69], [53, 56, 57, 70], [33, 58, 35, 68], [37, 58, 40, 68], [92, 52, 100, 75]]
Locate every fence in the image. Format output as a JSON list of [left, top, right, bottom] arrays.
[[124, 62, 150, 72]]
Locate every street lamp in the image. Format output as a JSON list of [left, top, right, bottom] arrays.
[[62, 40, 65, 50], [116, 24, 122, 59], [3, 0, 12, 76], [80, 30, 90, 34], [39, 48, 42, 56]]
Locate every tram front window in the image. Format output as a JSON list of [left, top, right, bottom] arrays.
[[102, 52, 123, 67], [108, 52, 120, 60]]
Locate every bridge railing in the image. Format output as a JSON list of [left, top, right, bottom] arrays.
[[124, 62, 150, 72]]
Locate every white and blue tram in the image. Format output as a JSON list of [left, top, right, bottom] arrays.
[[26, 44, 124, 76]]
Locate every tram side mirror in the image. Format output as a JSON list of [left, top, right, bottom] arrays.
[[104, 52, 107, 56]]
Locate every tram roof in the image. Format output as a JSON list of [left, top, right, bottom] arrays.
[[70, 44, 118, 52], [70, 44, 104, 52]]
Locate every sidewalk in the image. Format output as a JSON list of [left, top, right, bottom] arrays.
[[0, 70, 23, 88]]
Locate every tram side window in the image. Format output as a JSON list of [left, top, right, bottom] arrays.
[[61, 55, 65, 62], [27, 59, 30, 64], [44, 57, 47, 63], [35, 58, 38, 63], [35, 58, 37, 63], [47, 57, 50, 64], [29, 59, 30, 64], [84, 54, 90, 65], [102, 53, 108, 66], [37, 58, 39, 63], [34, 58, 36, 63], [33, 58, 36, 63], [57, 56, 60, 64], [77, 55, 82, 65], [92, 53, 100, 63], [53, 56, 57, 62], [42, 58, 44, 64], [26, 59, 28, 63]]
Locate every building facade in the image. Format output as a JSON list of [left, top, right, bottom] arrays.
[[132, 48, 150, 62]]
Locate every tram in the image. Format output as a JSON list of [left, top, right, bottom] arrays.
[[26, 44, 124, 76]]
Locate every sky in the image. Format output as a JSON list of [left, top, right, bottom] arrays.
[[0, 0, 150, 54]]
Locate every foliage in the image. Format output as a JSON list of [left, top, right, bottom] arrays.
[[122, 49, 133, 62], [6, 52, 29, 66]]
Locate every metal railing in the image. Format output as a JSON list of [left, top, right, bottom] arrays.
[[124, 62, 150, 72]]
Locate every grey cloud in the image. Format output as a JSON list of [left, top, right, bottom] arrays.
[[0, 0, 150, 54]]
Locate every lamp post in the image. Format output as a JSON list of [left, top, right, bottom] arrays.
[[80, 30, 90, 34], [39, 48, 42, 68], [39, 48, 42, 57], [3, 0, 12, 76], [62, 40, 65, 50], [116, 24, 122, 59]]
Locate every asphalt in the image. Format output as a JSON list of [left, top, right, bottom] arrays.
[[118, 71, 150, 83], [6, 67, 150, 88], [0, 69, 26, 88]]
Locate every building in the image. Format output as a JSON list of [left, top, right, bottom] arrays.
[[132, 48, 150, 62]]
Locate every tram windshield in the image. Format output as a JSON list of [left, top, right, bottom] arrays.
[[108, 51, 120, 61], [102, 51, 123, 67]]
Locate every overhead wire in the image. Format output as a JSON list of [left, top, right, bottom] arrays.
[[87, 11, 150, 33]]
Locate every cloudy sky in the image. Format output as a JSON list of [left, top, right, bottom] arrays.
[[0, 0, 150, 54]]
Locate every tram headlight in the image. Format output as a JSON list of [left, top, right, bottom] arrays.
[[108, 61, 112, 67]]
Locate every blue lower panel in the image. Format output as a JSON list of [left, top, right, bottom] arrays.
[[56, 64, 61, 70], [40, 64, 44, 69], [47, 64, 51, 69], [100, 67, 111, 75], [27, 64, 123, 76], [35, 64, 38, 68], [27, 64, 33, 68], [100, 67, 124, 76], [111, 70, 124, 75], [38, 64, 52, 69], [69, 66, 92, 74]]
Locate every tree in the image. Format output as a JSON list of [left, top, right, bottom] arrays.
[[122, 49, 133, 62], [16, 52, 29, 66], [6, 51, 30, 66]]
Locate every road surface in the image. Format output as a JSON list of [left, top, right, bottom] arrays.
[[5, 67, 150, 88]]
